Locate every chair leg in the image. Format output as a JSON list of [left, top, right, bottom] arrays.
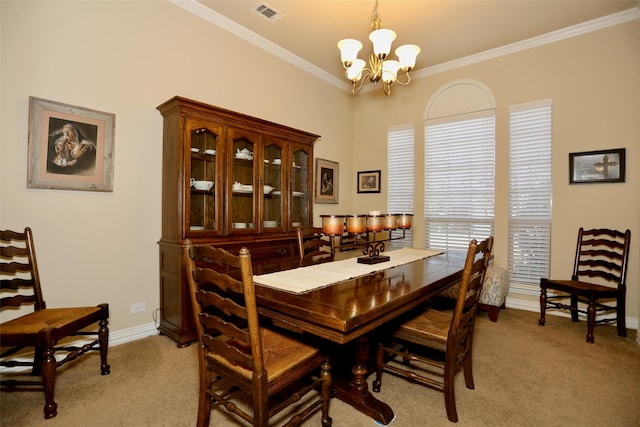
[[321, 361, 333, 427], [462, 348, 475, 390], [570, 294, 579, 322], [586, 297, 596, 344], [486, 305, 499, 322], [38, 328, 58, 419], [372, 343, 384, 393], [617, 293, 627, 337], [98, 316, 111, 375], [538, 287, 547, 326], [196, 368, 213, 427], [443, 359, 458, 423]]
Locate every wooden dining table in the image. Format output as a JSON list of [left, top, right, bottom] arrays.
[[254, 252, 464, 425]]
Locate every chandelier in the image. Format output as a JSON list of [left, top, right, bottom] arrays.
[[337, 0, 420, 96]]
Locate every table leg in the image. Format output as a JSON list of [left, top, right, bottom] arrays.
[[333, 335, 395, 425]]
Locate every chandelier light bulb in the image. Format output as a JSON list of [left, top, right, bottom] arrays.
[[346, 59, 366, 82], [369, 28, 396, 59], [395, 44, 421, 70], [382, 60, 400, 83], [337, 39, 363, 67]]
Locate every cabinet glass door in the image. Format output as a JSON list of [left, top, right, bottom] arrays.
[[262, 138, 284, 231], [291, 145, 311, 229], [229, 128, 259, 233], [187, 120, 221, 234]]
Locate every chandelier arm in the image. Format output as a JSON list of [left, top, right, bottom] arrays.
[[394, 71, 412, 86]]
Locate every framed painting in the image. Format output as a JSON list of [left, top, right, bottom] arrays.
[[357, 170, 381, 193], [315, 158, 339, 204], [569, 148, 625, 184], [27, 96, 115, 191]]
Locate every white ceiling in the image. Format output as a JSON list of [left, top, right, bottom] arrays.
[[186, 1, 638, 88]]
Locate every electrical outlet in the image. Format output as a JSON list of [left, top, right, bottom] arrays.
[[130, 302, 146, 314]]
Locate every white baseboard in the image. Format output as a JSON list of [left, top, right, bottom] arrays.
[[109, 322, 160, 347]]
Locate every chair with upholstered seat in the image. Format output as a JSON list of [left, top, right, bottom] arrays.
[[539, 227, 630, 343], [0, 227, 110, 419], [373, 237, 493, 423], [184, 243, 332, 427], [296, 227, 335, 266]]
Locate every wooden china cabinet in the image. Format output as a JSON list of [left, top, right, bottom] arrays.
[[157, 96, 319, 346]]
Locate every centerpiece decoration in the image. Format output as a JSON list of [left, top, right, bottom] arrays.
[[320, 212, 413, 264]]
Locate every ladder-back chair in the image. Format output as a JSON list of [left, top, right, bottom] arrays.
[[0, 227, 110, 419], [184, 244, 332, 427], [296, 227, 335, 267], [373, 237, 493, 422], [539, 227, 631, 343]]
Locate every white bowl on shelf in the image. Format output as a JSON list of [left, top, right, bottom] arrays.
[[191, 180, 214, 191], [232, 222, 247, 229], [190, 225, 205, 230], [292, 222, 302, 227], [204, 149, 216, 155], [263, 220, 278, 227], [272, 158, 281, 165]]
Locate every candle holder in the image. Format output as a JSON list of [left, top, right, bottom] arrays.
[[322, 213, 413, 264]]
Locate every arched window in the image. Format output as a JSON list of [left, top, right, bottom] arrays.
[[423, 79, 496, 252]]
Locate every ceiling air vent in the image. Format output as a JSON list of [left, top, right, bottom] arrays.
[[253, 3, 284, 23]]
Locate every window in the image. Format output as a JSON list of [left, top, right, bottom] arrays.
[[508, 100, 552, 286], [424, 114, 495, 253], [387, 125, 414, 248]]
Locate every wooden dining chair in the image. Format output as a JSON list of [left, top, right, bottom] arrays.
[[373, 237, 493, 423], [296, 227, 335, 266], [539, 227, 631, 343], [0, 227, 110, 419], [184, 243, 332, 427]]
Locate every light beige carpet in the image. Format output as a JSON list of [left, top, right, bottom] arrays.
[[1, 309, 639, 426]]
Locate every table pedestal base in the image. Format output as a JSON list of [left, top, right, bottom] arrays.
[[333, 335, 395, 425]]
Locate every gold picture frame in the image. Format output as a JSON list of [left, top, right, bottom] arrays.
[[27, 96, 115, 191], [315, 158, 339, 204]]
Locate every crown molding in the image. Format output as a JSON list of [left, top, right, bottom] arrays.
[[171, 1, 639, 93], [413, 6, 640, 80]]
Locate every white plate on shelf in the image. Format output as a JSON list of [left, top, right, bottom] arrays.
[[204, 149, 216, 155], [190, 147, 199, 152], [232, 222, 247, 229], [263, 221, 278, 227], [292, 191, 304, 197], [272, 159, 281, 165], [233, 189, 253, 194], [292, 222, 302, 227], [271, 190, 281, 196], [190, 225, 205, 230]]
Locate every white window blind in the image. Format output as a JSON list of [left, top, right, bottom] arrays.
[[388, 125, 414, 248], [508, 100, 552, 285], [424, 114, 495, 253]]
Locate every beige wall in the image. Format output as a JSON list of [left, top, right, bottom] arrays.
[[350, 20, 640, 320], [0, 1, 353, 332], [1, 1, 638, 335]]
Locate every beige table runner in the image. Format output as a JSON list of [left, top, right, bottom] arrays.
[[253, 248, 443, 294]]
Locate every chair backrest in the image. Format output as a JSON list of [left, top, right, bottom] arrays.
[[296, 227, 334, 266], [572, 228, 630, 288], [449, 237, 494, 343], [0, 227, 46, 312], [184, 244, 265, 376]]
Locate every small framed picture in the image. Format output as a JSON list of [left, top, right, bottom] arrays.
[[357, 170, 381, 193], [315, 158, 339, 204], [27, 96, 115, 191], [569, 148, 625, 184]]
